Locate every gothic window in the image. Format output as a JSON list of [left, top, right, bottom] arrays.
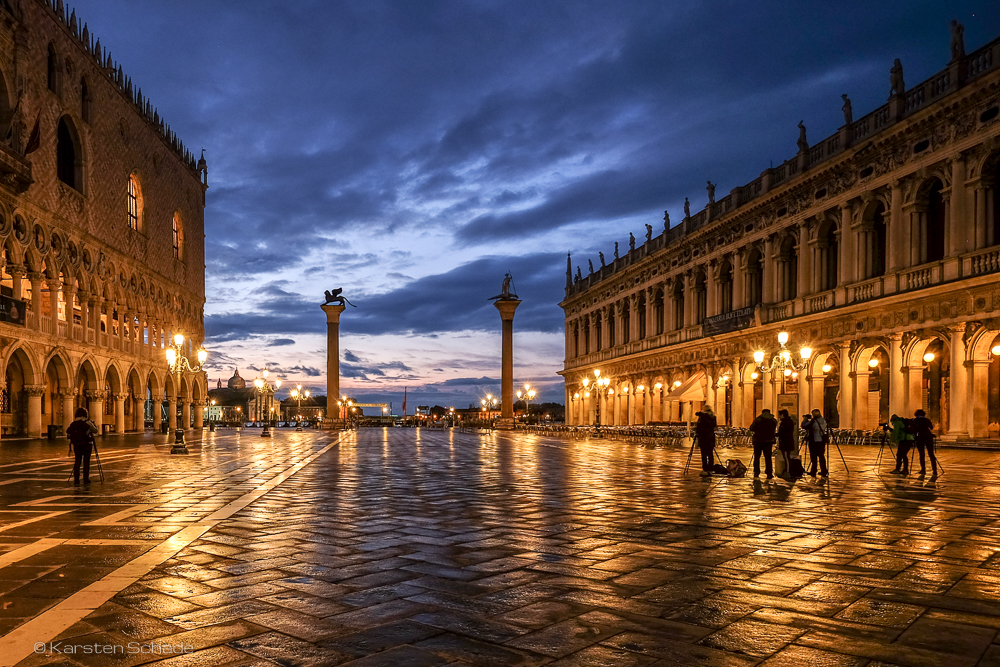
[[172, 213, 182, 259], [925, 179, 946, 263], [871, 203, 887, 277], [47, 44, 58, 93], [127, 175, 139, 230], [718, 260, 733, 314], [80, 77, 91, 123], [747, 249, 764, 306], [56, 117, 81, 190]]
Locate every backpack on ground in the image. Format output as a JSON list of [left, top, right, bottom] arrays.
[[726, 459, 747, 478], [711, 463, 729, 475], [789, 457, 806, 478]]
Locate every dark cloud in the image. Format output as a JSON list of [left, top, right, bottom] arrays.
[[440, 377, 500, 386], [269, 338, 296, 347]]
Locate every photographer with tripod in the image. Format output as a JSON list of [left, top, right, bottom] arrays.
[[888, 413, 913, 475], [694, 406, 717, 477], [801, 409, 829, 479]]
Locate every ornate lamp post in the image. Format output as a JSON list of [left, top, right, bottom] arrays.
[[516, 383, 536, 422], [253, 368, 282, 437], [164, 333, 207, 454], [586, 369, 611, 433], [753, 331, 812, 396], [480, 394, 498, 424], [209, 398, 216, 432], [290, 384, 310, 431]]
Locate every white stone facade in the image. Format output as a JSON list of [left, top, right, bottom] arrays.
[[0, 0, 207, 437], [560, 30, 1000, 441]]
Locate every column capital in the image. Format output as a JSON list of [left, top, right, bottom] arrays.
[[86, 390, 108, 401], [57, 388, 77, 398], [23, 384, 46, 397], [26, 272, 44, 283], [113, 392, 129, 402], [321, 303, 347, 324], [7, 264, 26, 278], [493, 299, 521, 321]]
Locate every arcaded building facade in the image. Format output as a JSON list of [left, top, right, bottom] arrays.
[[0, 0, 207, 437], [560, 29, 1000, 442]]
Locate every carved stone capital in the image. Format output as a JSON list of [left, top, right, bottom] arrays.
[[23, 384, 46, 397], [86, 390, 108, 401], [57, 388, 77, 399], [113, 392, 130, 402]]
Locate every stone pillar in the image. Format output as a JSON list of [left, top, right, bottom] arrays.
[[493, 299, 522, 426], [970, 360, 991, 438], [705, 262, 718, 318], [761, 370, 773, 413], [47, 278, 60, 328], [24, 385, 44, 438], [27, 272, 43, 328], [193, 403, 203, 429], [651, 385, 662, 422], [838, 342, 854, 428], [59, 388, 76, 434], [732, 250, 746, 310], [946, 324, 969, 439], [182, 399, 192, 430], [87, 391, 105, 431], [114, 392, 127, 433], [683, 272, 694, 328], [796, 225, 810, 298], [168, 393, 177, 430], [887, 180, 904, 275], [797, 372, 809, 417], [321, 303, 348, 424], [948, 157, 967, 258], [888, 334, 905, 418], [762, 236, 775, 304], [152, 393, 162, 431], [809, 371, 825, 416], [854, 370, 870, 430], [9, 264, 25, 302]]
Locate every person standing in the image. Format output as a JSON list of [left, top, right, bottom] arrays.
[[911, 409, 938, 476], [800, 409, 829, 478], [66, 407, 99, 485], [749, 408, 777, 479], [888, 413, 913, 475], [694, 405, 717, 476], [776, 409, 797, 479]]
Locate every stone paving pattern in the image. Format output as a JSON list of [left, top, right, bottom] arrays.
[[2, 428, 1000, 666]]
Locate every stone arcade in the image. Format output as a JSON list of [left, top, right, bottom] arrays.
[[561, 27, 1000, 442]]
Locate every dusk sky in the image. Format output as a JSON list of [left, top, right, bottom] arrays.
[[72, 1, 1000, 412]]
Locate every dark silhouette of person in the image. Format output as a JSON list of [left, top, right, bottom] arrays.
[[776, 409, 797, 478], [800, 408, 829, 478], [694, 406, 717, 475], [888, 413, 913, 475], [749, 409, 777, 479], [911, 409, 938, 476], [66, 407, 99, 485]]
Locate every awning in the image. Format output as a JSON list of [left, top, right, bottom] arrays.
[[665, 371, 706, 402]]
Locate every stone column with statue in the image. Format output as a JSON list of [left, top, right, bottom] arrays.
[[321, 288, 355, 428], [490, 273, 521, 429]]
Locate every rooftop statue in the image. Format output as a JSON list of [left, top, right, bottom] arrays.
[[663, 210, 670, 231], [645, 223, 653, 242], [629, 232, 636, 251], [683, 198, 691, 219], [588, 259, 594, 274], [796, 121, 808, 153], [841, 94, 853, 126], [951, 20, 965, 62], [614, 242, 620, 260], [324, 287, 356, 307], [890, 58, 904, 96], [706, 181, 716, 205], [599, 251, 606, 267]]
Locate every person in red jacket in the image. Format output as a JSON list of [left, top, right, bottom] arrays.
[[66, 407, 99, 485]]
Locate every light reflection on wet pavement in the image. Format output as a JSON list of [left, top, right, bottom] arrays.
[[1, 427, 999, 665]]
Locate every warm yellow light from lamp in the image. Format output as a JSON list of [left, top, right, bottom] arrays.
[[868, 358, 879, 368], [822, 363, 832, 373], [993, 344, 1000, 356], [637, 385, 644, 392], [753, 350, 764, 364], [254, 378, 263, 390], [173, 333, 184, 346], [582, 377, 590, 388], [923, 352, 935, 363], [783, 368, 792, 377], [275, 379, 282, 389], [780, 350, 791, 362], [263, 368, 269, 379], [211, 399, 216, 406], [291, 389, 298, 399], [750, 372, 759, 380], [524, 383, 530, 391], [165, 348, 176, 366], [584, 391, 590, 397], [528, 390, 535, 399], [673, 380, 682, 387], [304, 390, 310, 398], [791, 372, 799, 379], [800, 347, 812, 359], [654, 382, 662, 389], [608, 389, 615, 395], [622, 386, 629, 393], [197, 348, 207, 365], [777, 331, 789, 345], [516, 391, 522, 399], [594, 369, 601, 378], [573, 393, 580, 399]]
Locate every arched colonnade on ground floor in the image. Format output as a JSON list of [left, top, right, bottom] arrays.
[[566, 324, 1000, 440], [0, 342, 206, 438]]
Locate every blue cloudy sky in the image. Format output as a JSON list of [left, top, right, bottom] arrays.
[[73, 0, 1000, 412]]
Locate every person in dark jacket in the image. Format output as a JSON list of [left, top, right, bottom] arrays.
[[911, 409, 937, 476], [694, 405, 717, 475], [776, 409, 797, 478], [888, 413, 914, 475], [749, 409, 777, 479], [800, 409, 829, 478], [66, 407, 99, 485]]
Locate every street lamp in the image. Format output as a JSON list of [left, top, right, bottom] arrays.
[[481, 394, 498, 423], [753, 331, 811, 395], [209, 398, 216, 432], [164, 333, 207, 454], [290, 384, 310, 431], [591, 369, 611, 433], [516, 383, 537, 422], [253, 368, 282, 437]]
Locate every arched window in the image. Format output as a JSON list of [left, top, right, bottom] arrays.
[[594, 311, 602, 350], [653, 288, 664, 335], [747, 249, 764, 306], [776, 237, 797, 302], [172, 213, 182, 259], [819, 223, 839, 292], [672, 279, 684, 330], [56, 117, 81, 190], [47, 44, 58, 93], [621, 300, 630, 344], [695, 271, 707, 322], [608, 308, 616, 347], [583, 316, 590, 354], [80, 77, 91, 123], [127, 175, 140, 230], [637, 293, 647, 340], [925, 179, 946, 263], [718, 260, 733, 314], [871, 203, 887, 277]]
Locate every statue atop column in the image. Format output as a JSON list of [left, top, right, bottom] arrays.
[[490, 272, 518, 300], [950, 20, 965, 62], [323, 288, 355, 307], [588, 259, 594, 274], [889, 58, 904, 96]]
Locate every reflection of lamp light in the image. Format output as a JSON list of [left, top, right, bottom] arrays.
[[923, 352, 935, 363], [822, 363, 832, 373], [791, 372, 798, 379], [622, 387, 629, 393], [868, 358, 879, 368]]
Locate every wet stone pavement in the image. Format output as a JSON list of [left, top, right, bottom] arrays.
[[0, 429, 999, 666]]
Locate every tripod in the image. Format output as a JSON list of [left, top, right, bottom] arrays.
[[826, 433, 850, 475], [874, 428, 895, 472], [66, 435, 104, 484], [683, 433, 722, 475]]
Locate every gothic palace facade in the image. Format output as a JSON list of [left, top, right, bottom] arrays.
[[0, 0, 207, 437], [560, 28, 1000, 441]]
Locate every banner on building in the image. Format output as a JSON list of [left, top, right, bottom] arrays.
[[701, 306, 754, 337], [0, 295, 26, 326]]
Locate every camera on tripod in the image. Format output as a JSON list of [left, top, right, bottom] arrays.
[[881, 423, 892, 433]]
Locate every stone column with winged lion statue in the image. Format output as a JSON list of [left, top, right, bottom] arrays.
[[321, 288, 355, 428], [490, 273, 521, 428]]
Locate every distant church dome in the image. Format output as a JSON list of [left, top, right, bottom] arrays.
[[227, 368, 246, 390]]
